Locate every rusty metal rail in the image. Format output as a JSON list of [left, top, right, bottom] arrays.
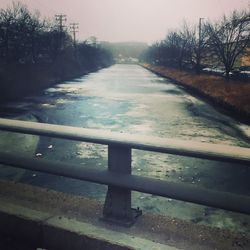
[[0, 118, 250, 226]]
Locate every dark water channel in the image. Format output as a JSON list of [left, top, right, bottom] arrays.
[[0, 64, 250, 232]]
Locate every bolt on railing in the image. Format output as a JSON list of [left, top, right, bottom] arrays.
[[0, 118, 250, 226]]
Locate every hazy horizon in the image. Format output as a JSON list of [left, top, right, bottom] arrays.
[[0, 0, 249, 44]]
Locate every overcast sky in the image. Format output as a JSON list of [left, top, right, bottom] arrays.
[[0, 0, 249, 43]]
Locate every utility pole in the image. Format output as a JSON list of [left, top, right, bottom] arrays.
[[55, 14, 67, 33], [55, 14, 67, 49], [197, 17, 204, 74], [198, 18, 204, 47], [70, 23, 79, 48]]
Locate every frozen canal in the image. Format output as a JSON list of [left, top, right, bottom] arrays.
[[0, 64, 250, 232]]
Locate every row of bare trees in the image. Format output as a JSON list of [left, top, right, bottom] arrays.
[[141, 10, 250, 79], [0, 2, 113, 68], [0, 2, 114, 103], [0, 2, 45, 63]]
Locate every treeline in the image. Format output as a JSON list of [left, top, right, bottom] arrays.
[[141, 10, 250, 79], [0, 2, 114, 103]]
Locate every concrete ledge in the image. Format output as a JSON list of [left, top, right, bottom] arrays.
[[0, 203, 45, 248], [0, 180, 250, 250], [0, 200, 178, 250]]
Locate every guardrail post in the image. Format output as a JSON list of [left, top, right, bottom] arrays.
[[102, 145, 142, 226]]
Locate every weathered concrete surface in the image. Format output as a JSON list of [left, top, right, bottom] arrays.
[[0, 180, 249, 250], [0, 183, 178, 250]]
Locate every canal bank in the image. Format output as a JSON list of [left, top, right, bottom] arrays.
[[141, 64, 250, 125], [0, 61, 114, 105]]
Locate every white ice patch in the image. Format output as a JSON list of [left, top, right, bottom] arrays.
[[238, 124, 250, 140]]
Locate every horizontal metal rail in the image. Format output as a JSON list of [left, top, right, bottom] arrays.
[[0, 152, 250, 215], [0, 118, 250, 225], [0, 118, 249, 165]]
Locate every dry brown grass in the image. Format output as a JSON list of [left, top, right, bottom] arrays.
[[143, 64, 250, 118]]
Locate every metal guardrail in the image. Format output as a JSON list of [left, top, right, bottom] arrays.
[[0, 118, 250, 226]]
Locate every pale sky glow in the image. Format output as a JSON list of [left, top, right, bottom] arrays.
[[0, 0, 249, 43]]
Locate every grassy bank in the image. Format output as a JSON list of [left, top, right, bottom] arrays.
[[142, 64, 250, 124]]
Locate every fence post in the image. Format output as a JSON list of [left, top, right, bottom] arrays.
[[102, 145, 142, 226]]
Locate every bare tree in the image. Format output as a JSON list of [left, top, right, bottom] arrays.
[[179, 22, 196, 70], [163, 31, 181, 67], [0, 2, 46, 63], [206, 10, 250, 79], [141, 23, 201, 70], [162, 23, 194, 70], [191, 19, 209, 74]]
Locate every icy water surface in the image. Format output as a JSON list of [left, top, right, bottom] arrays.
[[0, 64, 250, 233]]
